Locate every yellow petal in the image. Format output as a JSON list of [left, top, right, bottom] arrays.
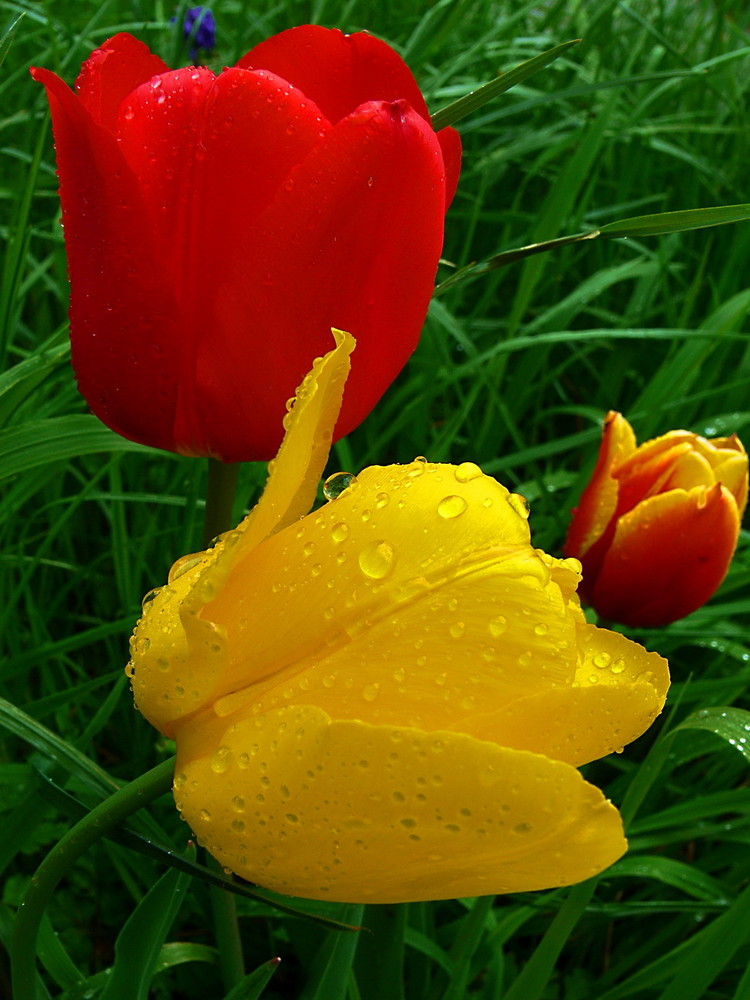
[[457, 624, 669, 766], [173, 705, 627, 903], [200, 462, 581, 726], [130, 330, 354, 734]]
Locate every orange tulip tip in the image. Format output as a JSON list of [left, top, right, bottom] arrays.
[[566, 414, 748, 628]]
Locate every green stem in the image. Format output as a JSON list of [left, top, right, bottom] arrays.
[[208, 856, 246, 990], [203, 459, 239, 547], [11, 757, 175, 1000], [202, 457, 245, 987]]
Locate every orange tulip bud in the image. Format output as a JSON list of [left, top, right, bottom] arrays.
[[565, 412, 748, 627]]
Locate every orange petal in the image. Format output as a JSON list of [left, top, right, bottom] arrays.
[[565, 412, 636, 559], [591, 484, 741, 627], [173, 705, 627, 903]]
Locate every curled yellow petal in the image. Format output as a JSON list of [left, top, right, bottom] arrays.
[[173, 705, 627, 903], [129, 329, 354, 735]]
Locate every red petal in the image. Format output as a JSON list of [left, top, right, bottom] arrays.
[[237, 25, 431, 125], [114, 65, 332, 456], [75, 33, 169, 130], [192, 99, 447, 461], [31, 66, 183, 453], [437, 125, 462, 209], [590, 484, 741, 627]]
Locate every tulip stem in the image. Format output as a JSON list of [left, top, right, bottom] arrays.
[[203, 459, 240, 547], [202, 457, 245, 986], [208, 855, 246, 989], [11, 756, 175, 1000]]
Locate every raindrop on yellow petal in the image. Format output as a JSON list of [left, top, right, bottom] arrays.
[[358, 540, 395, 579], [509, 494, 531, 519], [454, 462, 483, 483], [437, 495, 468, 519], [323, 472, 357, 500]]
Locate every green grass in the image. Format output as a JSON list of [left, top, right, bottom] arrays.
[[2, 0, 750, 997]]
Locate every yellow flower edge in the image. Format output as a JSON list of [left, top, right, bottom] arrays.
[[173, 704, 627, 904]]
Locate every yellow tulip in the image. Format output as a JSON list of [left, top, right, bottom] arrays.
[[129, 331, 669, 903]]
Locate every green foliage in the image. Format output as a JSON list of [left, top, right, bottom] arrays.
[[1, 0, 749, 998]]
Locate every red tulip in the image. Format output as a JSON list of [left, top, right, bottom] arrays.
[[32, 27, 461, 461], [564, 411, 748, 627]]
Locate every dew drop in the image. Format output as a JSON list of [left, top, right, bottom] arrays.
[[358, 540, 395, 579], [611, 658, 626, 674], [455, 462, 483, 483], [141, 587, 161, 610], [508, 494, 530, 519], [449, 621, 466, 639], [323, 471, 356, 500], [489, 615, 508, 637], [331, 522, 349, 543], [174, 773, 187, 791], [363, 683, 379, 702], [232, 796, 245, 812], [437, 495, 468, 519], [593, 652, 612, 669], [211, 746, 232, 774], [200, 809, 211, 822], [375, 492, 390, 508], [534, 622, 549, 636]]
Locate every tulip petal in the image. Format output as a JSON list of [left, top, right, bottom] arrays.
[[74, 33, 169, 130], [130, 331, 354, 735], [202, 462, 565, 708], [191, 99, 448, 460], [30, 66, 183, 453], [437, 124, 463, 208], [459, 624, 669, 765], [565, 412, 636, 559], [237, 25, 462, 210], [237, 25, 431, 124], [712, 436, 748, 516], [173, 705, 627, 903], [591, 484, 741, 627]]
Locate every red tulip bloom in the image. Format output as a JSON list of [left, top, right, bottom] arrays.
[[32, 27, 461, 461], [565, 411, 748, 628]]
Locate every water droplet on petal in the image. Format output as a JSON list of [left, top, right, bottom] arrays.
[[489, 615, 508, 637], [331, 522, 349, 543], [509, 494, 530, 519], [594, 652, 612, 669], [363, 683, 379, 702], [211, 746, 232, 773], [323, 471, 357, 500], [358, 540, 395, 579], [437, 495, 468, 519], [454, 462, 483, 483], [375, 492, 390, 508]]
